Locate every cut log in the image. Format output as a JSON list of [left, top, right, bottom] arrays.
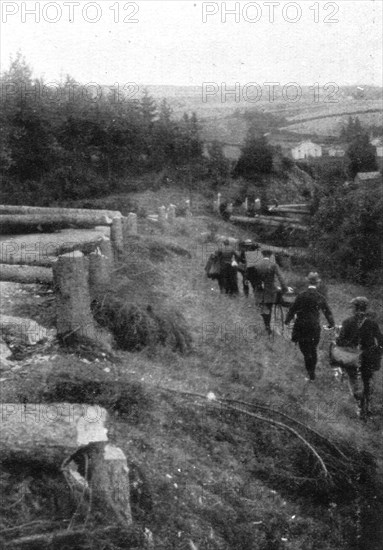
[[0, 264, 53, 284], [0, 314, 48, 345], [231, 215, 308, 231], [0, 403, 108, 468], [0, 233, 106, 267], [0, 336, 13, 370], [0, 205, 122, 218], [0, 214, 112, 234], [53, 251, 97, 344]]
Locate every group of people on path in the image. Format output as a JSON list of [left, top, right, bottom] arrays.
[[205, 239, 383, 420]]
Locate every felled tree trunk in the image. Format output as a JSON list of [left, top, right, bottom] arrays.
[[0, 336, 12, 369], [0, 403, 108, 468], [0, 205, 122, 218], [0, 214, 112, 234], [53, 251, 97, 344], [0, 235, 106, 267], [0, 264, 53, 284], [0, 314, 48, 345]]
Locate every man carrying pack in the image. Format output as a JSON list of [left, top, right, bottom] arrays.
[[336, 296, 383, 418], [256, 249, 289, 335]]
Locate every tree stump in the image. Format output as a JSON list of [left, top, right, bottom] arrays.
[[53, 251, 97, 344], [82, 443, 132, 528], [185, 200, 192, 219], [158, 206, 167, 229], [123, 213, 138, 236], [88, 249, 111, 292], [167, 204, 176, 224], [98, 237, 115, 270], [110, 217, 124, 257]]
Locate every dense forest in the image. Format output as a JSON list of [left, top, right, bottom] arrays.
[[0, 54, 205, 204]]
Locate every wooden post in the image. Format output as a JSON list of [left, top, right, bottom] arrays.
[[185, 200, 192, 219], [158, 206, 167, 228], [244, 197, 248, 211], [123, 212, 138, 236], [167, 204, 176, 224], [110, 217, 124, 257], [99, 236, 115, 269], [88, 248, 111, 292], [53, 251, 97, 344]]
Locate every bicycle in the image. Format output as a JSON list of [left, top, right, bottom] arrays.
[[270, 288, 295, 340]]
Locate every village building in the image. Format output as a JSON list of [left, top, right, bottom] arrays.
[[354, 172, 382, 185], [328, 146, 345, 157], [203, 141, 241, 162], [291, 140, 322, 160]]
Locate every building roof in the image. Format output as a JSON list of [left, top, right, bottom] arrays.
[[291, 140, 321, 150], [355, 171, 382, 181]]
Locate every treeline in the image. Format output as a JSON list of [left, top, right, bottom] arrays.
[[0, 54, 204, 204]]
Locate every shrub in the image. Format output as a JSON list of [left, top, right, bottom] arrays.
[[310, 181, 383, 283]]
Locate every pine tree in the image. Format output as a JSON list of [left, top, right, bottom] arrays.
[[234, 125, 273, 179], [345, 133, 378, 178]]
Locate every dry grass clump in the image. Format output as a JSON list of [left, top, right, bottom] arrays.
[[92, 296, 192, 354], [88, 235, 193, 354]]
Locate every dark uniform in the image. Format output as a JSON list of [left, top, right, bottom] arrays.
[[217, 244, 239, 295], [285, 286, 334, 380], [337, 313, 383, 416]]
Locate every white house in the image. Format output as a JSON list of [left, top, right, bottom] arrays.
[[291, 141, 322, 160], [376, 146, 383, 158], [370, 137, 382, 147]]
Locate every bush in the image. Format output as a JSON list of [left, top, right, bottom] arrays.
[[310, 181, 383, 283]]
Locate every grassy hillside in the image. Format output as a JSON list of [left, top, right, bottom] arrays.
[[1, 191, 382, 549]]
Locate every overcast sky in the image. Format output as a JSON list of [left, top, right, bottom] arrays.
[[1, 0, 382, 87]]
